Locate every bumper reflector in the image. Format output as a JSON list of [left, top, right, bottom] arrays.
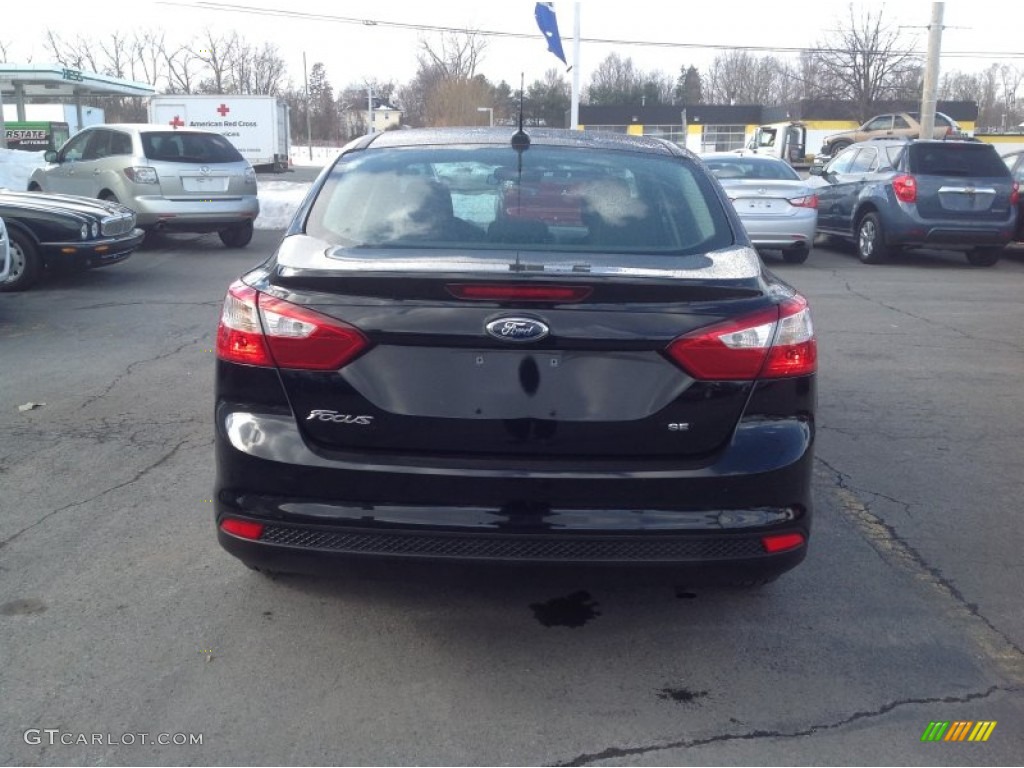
[[220, 518, 265, 540], [761, 532, 805, 553]]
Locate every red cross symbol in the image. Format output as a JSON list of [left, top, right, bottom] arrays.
[[169, 115, 184, 128], [217, 104, 230, 117]]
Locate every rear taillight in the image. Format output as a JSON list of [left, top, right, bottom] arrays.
[[665, 295, 817, 381], [123, 167, 158, 184], [216, 280, 369, 370], [788, 194, 818, 209], [893, 174, 917, 203], [1011, 181, 1020, 206], [217, 282, 273, 366]]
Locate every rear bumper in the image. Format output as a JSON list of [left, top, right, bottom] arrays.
[[741, 211, 817, 250], [880, 206, 1017, 251], [218, 524, 807, 580], [214, 403, 814, 575], [132, 195, 259, 230]]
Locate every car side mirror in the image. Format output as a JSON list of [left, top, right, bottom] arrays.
[[44, 150, 59, 163], [808, 165, 824, 176]]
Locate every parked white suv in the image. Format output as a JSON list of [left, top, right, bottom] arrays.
[[29, 124, 259, 247]]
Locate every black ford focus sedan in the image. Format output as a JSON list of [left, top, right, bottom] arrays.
[[214, 127, 817, 584]]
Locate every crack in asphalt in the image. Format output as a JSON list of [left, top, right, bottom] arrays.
[[840, 280, 1024, 354], [78, 336, 206, 410], [815, 455, 1024, 662], [554, 685, 1013, 766], [814, 455, 916, 519], [0, 439, 192, 550]]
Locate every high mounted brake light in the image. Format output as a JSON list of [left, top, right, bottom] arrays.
[[665, 296, 817, 381], [446, 284, 592, 302]]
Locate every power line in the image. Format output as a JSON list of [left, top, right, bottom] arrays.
[[166, 1, 1024, 61]]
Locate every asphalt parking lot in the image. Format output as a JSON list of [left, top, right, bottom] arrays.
[[2, 233, 1023, 766]]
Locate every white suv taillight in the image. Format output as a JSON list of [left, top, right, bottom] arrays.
[[216, 281, 369, 370], [124, 167, 159, 184], [666, 296, 817, 380]]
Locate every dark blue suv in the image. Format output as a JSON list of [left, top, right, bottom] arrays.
[[809, 138, 1019, 266]]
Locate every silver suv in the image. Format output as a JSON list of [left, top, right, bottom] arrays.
[[29, 124, 259, 247]]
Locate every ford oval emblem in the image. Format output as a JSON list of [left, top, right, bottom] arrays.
[[485, 317, 550, 343]]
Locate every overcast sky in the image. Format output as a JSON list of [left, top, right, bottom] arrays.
[[4, 0, 1021, 94]]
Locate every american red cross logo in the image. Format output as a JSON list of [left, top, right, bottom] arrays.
[[217, 104, 230, 117], [169, 115, 184, 128]]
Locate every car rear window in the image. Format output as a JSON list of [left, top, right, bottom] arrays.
[[141, 132, 244, 163], [305, 145, 734, 255], [908, 143, 1010, 177], [703, 158, 800, 180]]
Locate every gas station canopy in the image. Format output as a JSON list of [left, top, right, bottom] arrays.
[[0, 63, 156, 148]]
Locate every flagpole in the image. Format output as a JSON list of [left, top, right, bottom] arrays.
[[571, 2, 580, 130]]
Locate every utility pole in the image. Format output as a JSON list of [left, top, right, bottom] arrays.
[[918, 2, 944, 140], [570, 1, 580, 130], [367, 84, 374, 135], [303, 52, 312, 160]]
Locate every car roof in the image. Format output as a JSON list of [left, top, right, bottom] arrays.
[[700, 153, 788, 164], [355, 127, 692, 158], [79, 123, 224, 135], [855, 137, 979, 148]]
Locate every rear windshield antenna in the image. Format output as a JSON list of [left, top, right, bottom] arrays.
[[511, 72, 530, 151]]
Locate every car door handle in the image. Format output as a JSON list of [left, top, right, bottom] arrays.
[[93, 170, 102, 175]]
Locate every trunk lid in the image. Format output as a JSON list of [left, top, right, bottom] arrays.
[[257, 239, 773, 460]]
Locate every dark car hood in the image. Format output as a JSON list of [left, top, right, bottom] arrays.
[[0, 190, 131, 218]]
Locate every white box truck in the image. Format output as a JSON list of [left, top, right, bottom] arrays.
[[148, 95, 290, 172]]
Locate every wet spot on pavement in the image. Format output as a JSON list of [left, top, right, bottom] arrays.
[[656, 687, 708, 704], [1, 598, 48, 616], [530, 590, 600, 628]]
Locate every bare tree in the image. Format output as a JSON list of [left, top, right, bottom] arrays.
[[164, 42, 203, 94], [705, 51, 776, 104], [998, 64, 1023, 128], [43, 31, 92, 70], [191, 30, 239, 94], [586, 53, 642, 105], [808, 4, 922, 120], [248, 43, 287, 96], [128, 30, 165, 87], [398, 30, 487, 127], [425, 75, 493, 127], [418, 31, 487, 81]]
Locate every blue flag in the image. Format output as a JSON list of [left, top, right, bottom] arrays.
[[535, 2, 568, 67]]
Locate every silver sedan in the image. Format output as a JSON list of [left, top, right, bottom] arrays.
[[701, 154, 818, 264]]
